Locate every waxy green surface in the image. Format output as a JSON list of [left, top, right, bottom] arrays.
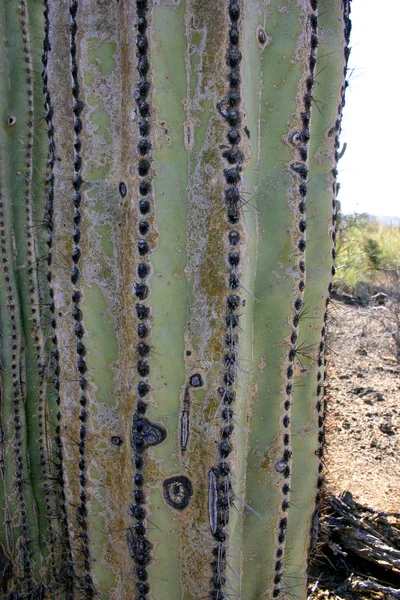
[[0, 0, 349, 597], [285, 3, 347, 598], [0, 0, 48, 585]]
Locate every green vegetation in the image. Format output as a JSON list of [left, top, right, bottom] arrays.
[[335, 213, 400, 299]]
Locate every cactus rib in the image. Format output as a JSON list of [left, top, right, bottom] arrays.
[[41, 0, 76, 593], [68, 1, 95, 595], [269, 4, 319, 596], [208, 2, 244, 598]]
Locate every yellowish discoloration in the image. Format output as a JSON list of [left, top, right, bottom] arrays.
[[177, 1, 234, 597]]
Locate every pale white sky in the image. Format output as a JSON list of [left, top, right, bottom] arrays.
[[338, 0, 400, 217]]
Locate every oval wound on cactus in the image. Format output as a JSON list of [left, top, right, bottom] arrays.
[[132, 415, 166, 449], [6, 114, 18, 127], [163, 476, 193, 510], [119, 181, 127, 197], [189, 373, 203, 387], [208, 469, 218, 535]]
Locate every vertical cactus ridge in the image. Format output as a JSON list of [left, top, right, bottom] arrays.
[[21, 0, 59, 581], [17, 1, 45, 569], [144, 1, 187, 596], [304, 0, 352, 561], [283, 3, 352, 598], [240, 2, 312, 596], [15, 1, 51, 563], [209, 2, 243, 598], [41, 1, 76, 594], [270, 3, 318, 596], [0, 177, 35, 594], [127, 3, 165, 598], [0, 1, 350, 598], [68, 2, 95, 596]]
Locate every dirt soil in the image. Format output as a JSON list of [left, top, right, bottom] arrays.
[[324, 295, 399, 512], [308, 294, 400, 599]]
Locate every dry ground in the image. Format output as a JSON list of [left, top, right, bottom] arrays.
[[308, 294, 400, 599], [325, 295, 399, 511]]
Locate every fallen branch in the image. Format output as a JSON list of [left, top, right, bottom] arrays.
[[349, 575, 400, 598], [308, 489, 400, 597]]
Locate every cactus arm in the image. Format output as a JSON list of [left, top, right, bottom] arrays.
[[8, 3, 47, 552], [284, 3, 350, 597], [0, 0, 50, 587], [240, 2, 313, 597], [0, 206, 19, 567], [24, 0, 60, 579], [0, 14, 18, 547]]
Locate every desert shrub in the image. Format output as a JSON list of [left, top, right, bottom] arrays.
[[335, 213, 400, 301]]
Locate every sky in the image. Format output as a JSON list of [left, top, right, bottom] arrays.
[[337, 0, 400, 217]]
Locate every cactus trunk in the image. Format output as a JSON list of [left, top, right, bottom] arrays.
[[0, 0, 350, 598]]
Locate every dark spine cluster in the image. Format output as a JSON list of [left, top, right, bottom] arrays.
[[69, 1, 94, 596], [42, 1, 75, 592], [128, 1, 153, 597], [272, 2, 318, 597], [209, 2, 242, 599]]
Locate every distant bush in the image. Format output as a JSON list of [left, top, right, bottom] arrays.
[[334, 213, 400, 301]]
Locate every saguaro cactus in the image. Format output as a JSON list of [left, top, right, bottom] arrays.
[[0, 0, 350, 598]]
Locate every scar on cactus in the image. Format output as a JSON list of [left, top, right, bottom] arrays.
[[163, 476, 193, 511]]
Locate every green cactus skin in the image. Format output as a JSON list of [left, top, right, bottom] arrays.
[[0, 0, 350, 598]]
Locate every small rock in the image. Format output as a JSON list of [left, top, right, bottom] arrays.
[[356, 348, 368, 356], [375, 393, 385, 401], [371, 291, 388, 306], [379, 421, 395, 436], [351, 387, 365, 395], [363, 397, 373, 405], [340, 491, 354, 507]]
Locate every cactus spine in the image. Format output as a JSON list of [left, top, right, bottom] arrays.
[[0, 0, 350, 598]]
